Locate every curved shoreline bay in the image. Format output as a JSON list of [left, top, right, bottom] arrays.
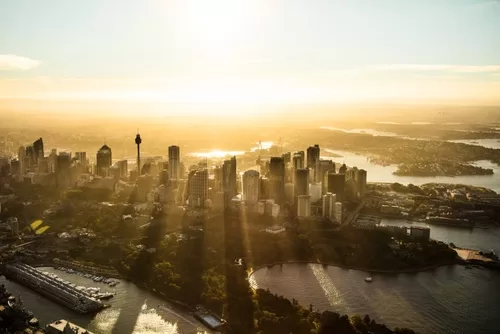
[[249, 263, 500, 334], [248, 260, 461, 278]]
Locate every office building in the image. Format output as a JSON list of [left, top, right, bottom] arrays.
[[188, 168, 209, 207], [309, 182, 322, 203], [294, 168, 309, 200], [345, 167, 358, 202], [56, 152, 72, 188], [48, 149, 57, 173], [33, 137, 44, 165], [297, 195, 311, 218], [25, 145, 35, 170], [168, 145, 181, 180], [327, 172, 346, 201], [318, 159, 335, 190], [96, 144, 112, 177], [242, 170, 260, 204], [223, 156, 237, 201], [356, 169, 367, 199], [137, 175, 153, 202], [322, 192, 336, 221], [74, 152, 87, 171], [260, 177, 270, 199], [282, 152, 291, 164], [269, 157, 285, 203], [334, 202, 343, 223], [117, 160, 128, 179], [338, 163, 347, 174], [306, 145, 320, 170], [37, 157, 49, 173]]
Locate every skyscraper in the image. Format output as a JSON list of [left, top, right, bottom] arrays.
[[242, 170, 260, 204], [56, 152, 72, 188], [96, 144, 112, 177], [25, 145, 35, 170], [322, 192, 336, 221], [297, 195, 311, 218], [327, 172, 345, 201], [318, 159, 335, 192], [269, 156, 285, 203], [356, 169, 367, 199], [75, 152, 87, 172], [33, 137, 44, 165], [292, 153, 304, 171], [135, 133, 142, 174], [223, 156, 237, 201], [168, 145, 180, 180], [306, 145, 320, 169], [117, 160, 128, 179], [282, 152, 291, 164], [338, 163, 347, 174], [294, 168, 309, 200], [188, 168, 209, 207]]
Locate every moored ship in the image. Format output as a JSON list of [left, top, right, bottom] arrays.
[[4, 263, 107, 314]]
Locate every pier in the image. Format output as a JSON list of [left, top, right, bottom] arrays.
[[4, 263, 107, 314]]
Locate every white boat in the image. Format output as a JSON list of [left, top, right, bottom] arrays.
[[364, 276, 373, 283]]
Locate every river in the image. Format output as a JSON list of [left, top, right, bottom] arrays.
[[0, 267, 211, 334]]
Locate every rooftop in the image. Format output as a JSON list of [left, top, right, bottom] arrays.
[[47, 319, 94, 334]]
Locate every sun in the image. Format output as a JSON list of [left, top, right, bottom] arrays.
[[180, 0, 255, 56]]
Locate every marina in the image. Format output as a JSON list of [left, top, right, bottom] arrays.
[[4, 263, 108, 314]]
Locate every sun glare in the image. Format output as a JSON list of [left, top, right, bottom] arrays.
[[181, 0, 255, 56]]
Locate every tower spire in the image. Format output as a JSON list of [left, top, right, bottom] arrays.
[[135, 132, 142, 175]]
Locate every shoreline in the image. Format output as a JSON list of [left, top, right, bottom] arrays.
[[248, 260, 463, 278]]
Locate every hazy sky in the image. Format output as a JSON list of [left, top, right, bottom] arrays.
[[1, 0, 500, 106]]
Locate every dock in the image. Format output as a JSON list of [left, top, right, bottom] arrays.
[[4, 263, 107, 314]]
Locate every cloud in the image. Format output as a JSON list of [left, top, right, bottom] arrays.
[[0, 54, 41, 71], [368, 64, 500, 73]]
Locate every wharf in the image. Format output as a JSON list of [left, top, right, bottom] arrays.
[[4, 262, 107, 314]]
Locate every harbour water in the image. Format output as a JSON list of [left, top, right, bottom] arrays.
[[249, 219, 500, 334], [0, 267, 210, 334], [249, 263, 500, 334], [323, 149, 500, 193]]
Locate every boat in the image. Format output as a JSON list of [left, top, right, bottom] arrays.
[[364, 276, 373, 283], [465, 265, 473, 269]]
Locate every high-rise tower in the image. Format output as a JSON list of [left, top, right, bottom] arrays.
[[135, 133, 142, 175], [168, 146, 181, 180]]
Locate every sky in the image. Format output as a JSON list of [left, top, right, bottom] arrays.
[[1, 0, 500, 108]]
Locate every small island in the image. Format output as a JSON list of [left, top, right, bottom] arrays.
[[393, 162, 494, 177]]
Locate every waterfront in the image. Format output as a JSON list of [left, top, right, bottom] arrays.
[[249, 219, 500, 333], [250, 263, 500, 334], [380, 218, 500, 253], [324, 149, 500, 192], [0, 267, 210, 334]]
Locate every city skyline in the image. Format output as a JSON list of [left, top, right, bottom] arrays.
[[1, 0, 500, 112]]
